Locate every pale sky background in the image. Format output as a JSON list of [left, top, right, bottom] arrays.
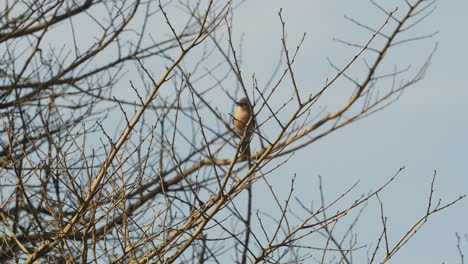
[[227, 1, 467, 263], [36, 0, 467, 262]]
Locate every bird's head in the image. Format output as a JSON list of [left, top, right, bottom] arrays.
[[235, 97, 251, 110]]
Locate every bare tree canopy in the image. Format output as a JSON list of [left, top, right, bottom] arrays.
[[0, 0, 464, 263]]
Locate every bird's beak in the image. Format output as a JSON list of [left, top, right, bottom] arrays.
[[235, 101, 241, 106]]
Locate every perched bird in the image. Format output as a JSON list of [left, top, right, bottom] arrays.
[[233, 97, 255, 155]]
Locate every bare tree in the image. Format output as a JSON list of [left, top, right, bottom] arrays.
[[0, 0, 464, 263]]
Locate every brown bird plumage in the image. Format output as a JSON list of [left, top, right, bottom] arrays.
[[233, 97, 255, 155]]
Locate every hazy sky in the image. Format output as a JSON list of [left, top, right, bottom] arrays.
[[35, 0, 467, 262], [229, 1, 467, 263]]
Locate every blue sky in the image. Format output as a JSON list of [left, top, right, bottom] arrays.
[[32, 0, 466, 262], [228, 0, 468, 263]]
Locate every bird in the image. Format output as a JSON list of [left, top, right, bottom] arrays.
[[233, 97, 255, 156]]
